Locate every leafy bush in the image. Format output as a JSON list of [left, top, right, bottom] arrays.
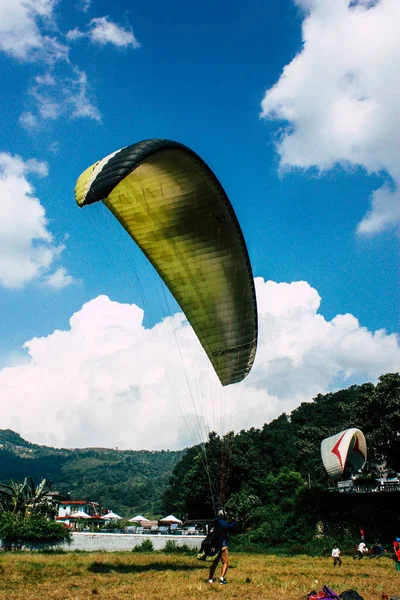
[[162, 540, 194, 554], [132, 538, 154, 552], [37, 548, 67, 554], [0, 512, 72, 550]]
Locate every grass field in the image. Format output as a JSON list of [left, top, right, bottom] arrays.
[[0, 552, 398, 600]]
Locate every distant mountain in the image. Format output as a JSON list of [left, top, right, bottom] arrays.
[[0, 429, 35, 448], [0, 430, 185, 518]]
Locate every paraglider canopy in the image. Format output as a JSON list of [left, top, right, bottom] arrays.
[[321, 428, 367, 480], [74, 138, 258, 387]]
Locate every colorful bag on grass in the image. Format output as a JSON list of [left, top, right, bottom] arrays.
[[308, 585, 340, 600], [323, 585, 340, 600], [307, 592, 327, 600]]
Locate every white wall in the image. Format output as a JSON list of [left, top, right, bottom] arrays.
[[58, 532, 205, 552]]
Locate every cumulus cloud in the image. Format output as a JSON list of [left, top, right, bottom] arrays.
[[0, 153, 78, 289], [66, 16, 141, 48], [0, 278, 398, 450], [261, 0, 400, 234], [43, 266, 80, 289], [0, 0, 68, 62]]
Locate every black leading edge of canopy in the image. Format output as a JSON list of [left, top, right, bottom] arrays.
[[81, 139, 193, 207]]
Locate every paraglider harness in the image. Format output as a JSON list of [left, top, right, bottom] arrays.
[[306, 586, 364, 600], [197, 521, 224, 562]]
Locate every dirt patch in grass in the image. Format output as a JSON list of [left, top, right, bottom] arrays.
[[0, 552, 398, 599]]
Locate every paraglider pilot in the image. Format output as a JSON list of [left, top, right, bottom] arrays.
[[208, 509, 238, 585]]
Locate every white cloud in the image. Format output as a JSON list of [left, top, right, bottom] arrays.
[[79, 0, 92, 13], [48, 141, 60, 154], [35, 73, 57, 86], [356, 184, 400, 234], [1, 1, 140, 126], [27, 66, 101, 123], [0, 0, 101, 124], [0, 153, 77, 289], [19, 111, 39, 130], [31, 87, 62, 120], [0, 278, 398, 450], [67, 16, 141, 48], [43, 266, 80, 289], [68, 68, 101, 121], [65, 27, 85, 41], [0, 0, 68, 62], [88, 16, 140, 48], [261, 0, 400, 234], [0, 154, 48, 178]]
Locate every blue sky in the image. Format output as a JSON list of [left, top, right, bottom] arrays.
[[0, 0, 399, 450]]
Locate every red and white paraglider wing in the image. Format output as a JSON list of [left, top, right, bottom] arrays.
[[320, 428, 367, 480]]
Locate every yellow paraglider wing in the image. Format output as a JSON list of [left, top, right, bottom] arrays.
[[75, 139, 257, 386]]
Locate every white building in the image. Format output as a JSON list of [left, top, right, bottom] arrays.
[[57, 500, 100, 517]]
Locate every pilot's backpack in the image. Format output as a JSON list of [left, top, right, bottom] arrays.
[[197, 526, 222, 562]]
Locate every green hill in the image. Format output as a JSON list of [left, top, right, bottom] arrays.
[[0, 431, 185, 518]]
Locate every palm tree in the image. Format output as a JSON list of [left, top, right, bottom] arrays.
[[0, 478, 56, 519]]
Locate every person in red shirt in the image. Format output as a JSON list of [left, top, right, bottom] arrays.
[[393, 538, 400, 571]]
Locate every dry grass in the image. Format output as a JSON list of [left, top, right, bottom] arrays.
[[0, 551, 398, 600]]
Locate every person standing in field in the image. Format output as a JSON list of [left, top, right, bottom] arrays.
[[208, 510, 237, 585], [393, 538, 400, 572], [369, 541, 386, 558], [353, 541, 368, 560], [332, 544, 342, 566]]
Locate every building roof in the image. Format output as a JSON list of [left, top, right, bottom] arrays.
[[59, 500, 99, 506], [56, 514, 104, 521]]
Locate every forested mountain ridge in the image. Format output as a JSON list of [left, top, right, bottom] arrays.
[[164, 373, 400, 545], [0, 431, 184, 517]]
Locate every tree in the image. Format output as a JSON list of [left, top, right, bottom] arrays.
[[240, 470, 310, 546], [0, 478, 70, 551], [224, 490, 260, 525], [0, 478, 56, 519], [353, 373, 400, 472]]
